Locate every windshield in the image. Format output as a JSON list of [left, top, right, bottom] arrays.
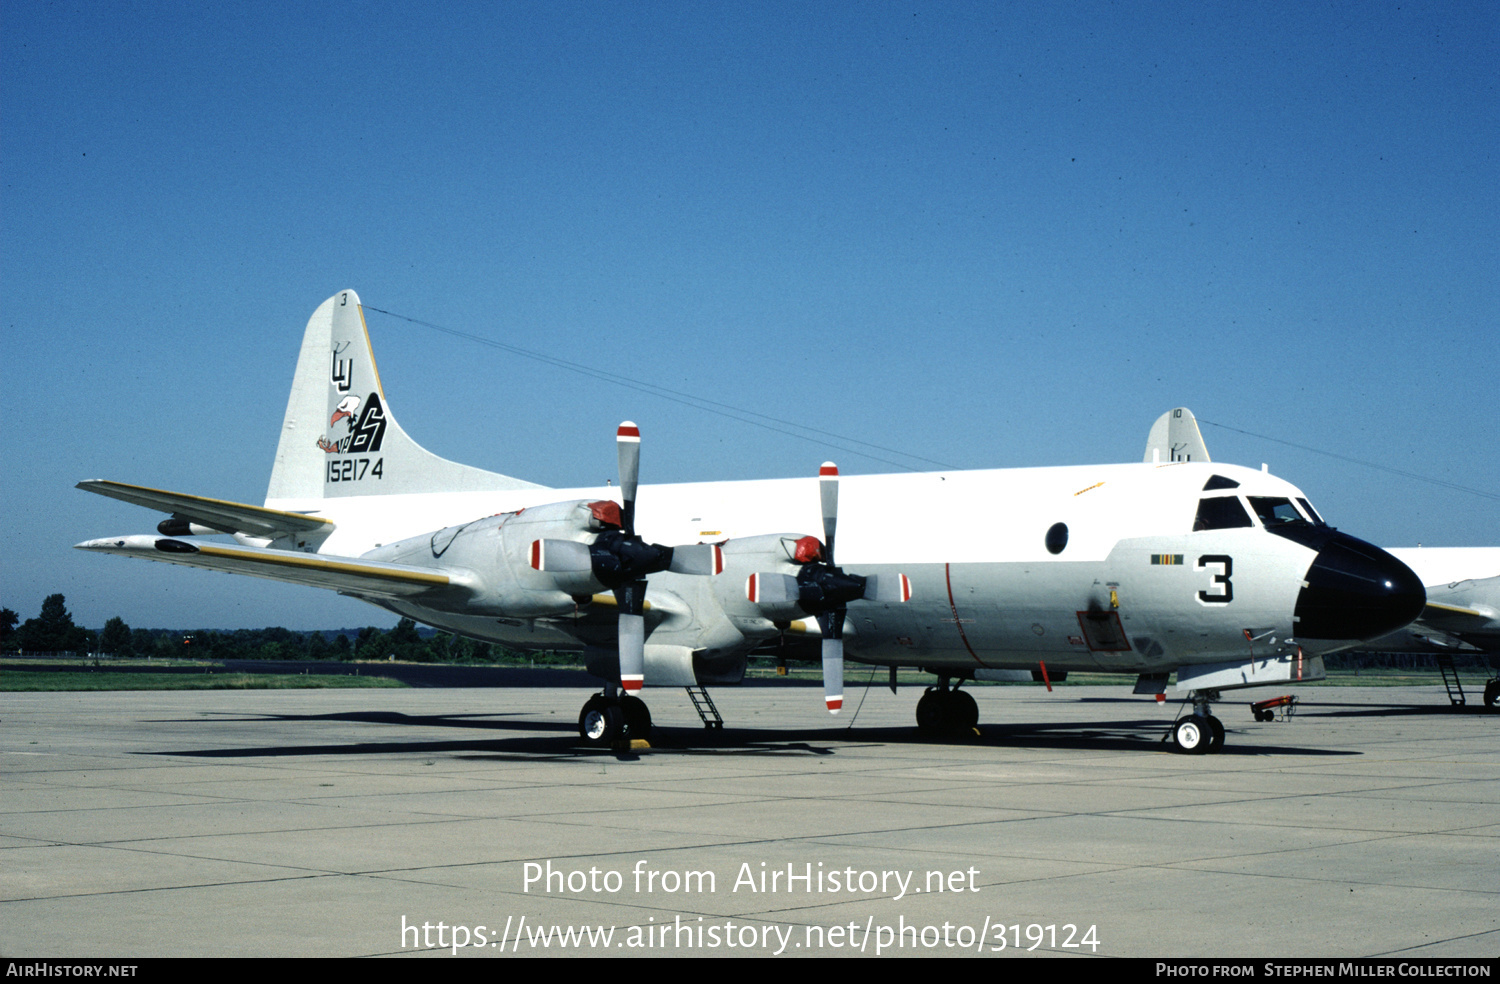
[[1297, 497, 1327, 525], [1247, 496, 1311, 528]]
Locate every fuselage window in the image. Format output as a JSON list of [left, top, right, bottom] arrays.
[[1193, 496, 1253, 531], [1045, 522, 1069, 554], [1246, 496, 1307, 528]]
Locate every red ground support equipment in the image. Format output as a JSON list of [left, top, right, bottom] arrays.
[[1250, 694, 1297, 722]]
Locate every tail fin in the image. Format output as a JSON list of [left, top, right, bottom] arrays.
[[1143, 407, 1211, 464], [266, 290, 543, 503]]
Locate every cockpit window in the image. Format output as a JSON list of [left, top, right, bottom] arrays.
[[1194, 496, 1253, 531], [1296, 497, 1327, 526], [1202, 474, 1240, 491], [1247, 496, 1308, 527]]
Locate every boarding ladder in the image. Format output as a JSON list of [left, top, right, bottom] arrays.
[[685, 686, 723, 729], [1436, 654, 1466, 706]]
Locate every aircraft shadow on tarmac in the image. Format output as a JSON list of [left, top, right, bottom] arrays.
[[1074, 694, 1486, 715], [1287, 701, 1496, 718], [148, 709, 1357, 761], [1078, 694, 1494, 723]]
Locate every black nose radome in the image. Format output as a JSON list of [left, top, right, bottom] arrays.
[[1292, 531, 1426, 641]]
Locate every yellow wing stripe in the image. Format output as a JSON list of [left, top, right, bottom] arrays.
[[193, 544, 449, 587], [1423, 601, 1485, 617], [586, 593, 655, 612]]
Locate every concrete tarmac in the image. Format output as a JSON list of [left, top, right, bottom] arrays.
[[2, 682, 1495, 958]]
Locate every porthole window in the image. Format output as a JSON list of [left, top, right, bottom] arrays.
[[1045, 522, 1068, 555]]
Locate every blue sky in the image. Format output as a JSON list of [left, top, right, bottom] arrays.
[[3, 1, 1495, 631]]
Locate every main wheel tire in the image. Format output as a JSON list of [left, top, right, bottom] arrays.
[[620, 695, 652, 742], [1173, 716, 1210, 754], [950, 689, 979, 732], [579, 702, 624, 746], [915, 688, 944, 734]]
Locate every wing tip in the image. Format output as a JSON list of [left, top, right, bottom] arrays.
[[75, 535, 141, 550]]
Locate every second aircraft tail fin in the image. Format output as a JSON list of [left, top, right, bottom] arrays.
[[1144, 407, 1211, 464]]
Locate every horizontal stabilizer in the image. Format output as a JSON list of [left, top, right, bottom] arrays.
[[75, 535, 458, 600], [77, 480, 334, 540]]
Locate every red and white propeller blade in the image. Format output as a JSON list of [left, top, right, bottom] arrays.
[[861, 572, 913, 603], [529, 538, 592, 573], [668, 543, 724, 576], [818, 614, 844, 714], [819, 463, 843, 713], [819, 462, 839, 565], [617, 422, 640, 535], [746, 571, 798, 605], [619, 614, 645, 694], [615, 579, 646, 695]]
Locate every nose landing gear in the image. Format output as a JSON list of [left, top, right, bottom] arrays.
[[1169, 690, 1225, 754]]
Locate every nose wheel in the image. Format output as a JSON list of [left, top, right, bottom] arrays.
[[1170, 691, 1225, 754], [1171, 714, 1224, 754]]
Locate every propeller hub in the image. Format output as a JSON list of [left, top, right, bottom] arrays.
[[589, 530, 674, 588], [796, 562, 867, 614]]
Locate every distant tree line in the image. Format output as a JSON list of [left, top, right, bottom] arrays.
[[3, 595, 91, 653], [0, 594, 579, 665], [1324, 651, 1493, 671]]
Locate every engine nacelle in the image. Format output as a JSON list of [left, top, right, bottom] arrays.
[[581, 534, 813, 688], [620, 531, 910, 689], [716, 534, 818, 626], [157, 518, 222, 537], [364, 499, 613, 618], [716, 533, 910, 624]]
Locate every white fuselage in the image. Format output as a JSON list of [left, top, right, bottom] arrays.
[[265, 459, 1330, 675]]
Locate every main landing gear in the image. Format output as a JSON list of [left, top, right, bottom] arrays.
[[578, 689, 652, 747], [1169, 690, 1225, 754], [916, 679, 979, 737]]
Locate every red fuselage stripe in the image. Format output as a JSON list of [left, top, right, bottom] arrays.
[[944, 563, 984, 666]]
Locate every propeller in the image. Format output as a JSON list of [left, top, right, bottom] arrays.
[[617, 422, 641, 534], [530, 422, 721, 696], [612, 422, 646, 695], [815, 464, 844, 712], [746, 462, 911, 715]]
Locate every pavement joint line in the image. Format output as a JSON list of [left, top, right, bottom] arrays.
[[1372, 928, 1500, 957]]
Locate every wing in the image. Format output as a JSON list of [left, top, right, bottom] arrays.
[[1415, 602, 1500, 650], [1416, 575, 1500, 648], [77, 480, 334, 539], [74, 535, 462, 600]]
